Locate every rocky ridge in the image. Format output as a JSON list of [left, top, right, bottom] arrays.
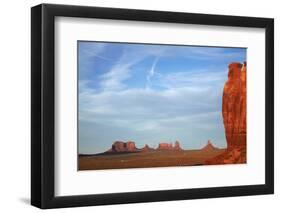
[[106, 140, 183, 153]]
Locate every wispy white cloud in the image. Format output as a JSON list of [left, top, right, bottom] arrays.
[[176, 46, 245, 61], [98, 45, 168, 91], [99, 52, 143, 91], [79, 42, 107, 59], [153, 68, 227, 90], [146, 57, 160, 89], [79, 84, 223, 131]]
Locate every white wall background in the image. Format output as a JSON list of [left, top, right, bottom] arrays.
[[0, 0, 279, 212]]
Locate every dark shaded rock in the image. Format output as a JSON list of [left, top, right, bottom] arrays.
[[107, 141, 138, 153], [174, 141, 183, 151], [141, 144, 154, 152]]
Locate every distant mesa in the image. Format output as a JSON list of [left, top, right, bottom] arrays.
[[156, 141, 183, 151], [201, 140, 218, 152], [105, 140, 183, 154], [157, 142, 173, 150], [106, 141, 138, 153]]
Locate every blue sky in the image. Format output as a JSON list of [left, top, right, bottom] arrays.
[[78, 41, 246, 154]]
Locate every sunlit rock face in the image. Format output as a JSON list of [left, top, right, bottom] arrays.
[[157, 142, 173, 150], [206, 62, 246, 164], [125, 141, 138, 151], [223, 62, 246, 150]]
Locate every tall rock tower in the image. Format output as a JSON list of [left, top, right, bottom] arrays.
[[222, 62, 246, 150], [206, 62, 246, 164]]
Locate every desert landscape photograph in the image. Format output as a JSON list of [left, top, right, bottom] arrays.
[[78, 41, 247, 170]]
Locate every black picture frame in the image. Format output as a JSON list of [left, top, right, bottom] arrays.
[[31, 3, 274, 209]]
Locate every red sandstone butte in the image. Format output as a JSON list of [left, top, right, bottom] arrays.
[[223, 62, 246, 149], [157, 142, 173, 150], [126, 141, 138, 151], [201, 140, 218, 152], [156, 141, 183, 151], [206, 62, 247, 164], [107, 141, 138, 153]]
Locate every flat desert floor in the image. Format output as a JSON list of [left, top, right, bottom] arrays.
[[78, 149, 225, 170]]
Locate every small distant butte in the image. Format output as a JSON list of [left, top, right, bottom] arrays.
[[101, 140, 217, 154]]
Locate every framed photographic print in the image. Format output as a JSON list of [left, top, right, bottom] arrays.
[[31, 3, 274, 209]]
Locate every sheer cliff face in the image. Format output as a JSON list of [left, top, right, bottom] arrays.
[[222, 62, 246, 150], [206, 62, 246, 165]]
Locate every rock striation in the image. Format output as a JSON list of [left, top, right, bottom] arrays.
[[223, 62, 247, 149], [206, 62, 247, 164]]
